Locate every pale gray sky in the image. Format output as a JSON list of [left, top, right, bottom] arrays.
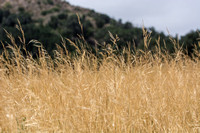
[[67, 0, 200, 37]]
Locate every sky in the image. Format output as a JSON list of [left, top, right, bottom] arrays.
[[66, 0, 200, 37]]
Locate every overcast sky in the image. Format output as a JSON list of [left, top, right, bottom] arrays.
[[67, 0, 200, 37]]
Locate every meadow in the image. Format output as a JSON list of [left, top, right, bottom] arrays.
[[0, 22, 200, 132]]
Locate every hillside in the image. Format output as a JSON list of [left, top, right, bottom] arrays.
[[0, 0, 199, 57], [0, 0, 91, 24]]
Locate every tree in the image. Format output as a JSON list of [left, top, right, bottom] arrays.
[[180, 30, 200, 55]]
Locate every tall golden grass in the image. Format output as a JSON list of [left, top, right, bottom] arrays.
[[0, 21, 200, 132]]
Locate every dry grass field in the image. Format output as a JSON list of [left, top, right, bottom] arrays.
[[0, 22, 200, 132]]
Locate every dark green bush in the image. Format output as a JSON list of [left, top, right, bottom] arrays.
[[47, 0, 54, 5], [18, 7, 25, 13], [41, 7, 60, 16]]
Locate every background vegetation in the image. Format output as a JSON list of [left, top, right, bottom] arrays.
[[0, 6, 199, 57]]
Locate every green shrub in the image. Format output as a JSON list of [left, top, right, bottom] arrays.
[[3, 2, 12, 9], [41, 7, 60, 16], [95, 14, 111, 28], [18, 7, 25, 13], [42, 0, 54, 5], [37, 1, 41, 5], [47, 0, 54, 5], [58, 13, 68, 19]]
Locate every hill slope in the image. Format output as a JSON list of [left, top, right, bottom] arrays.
[[0, 0, 199, 56], [0, 0, 91, 24]]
